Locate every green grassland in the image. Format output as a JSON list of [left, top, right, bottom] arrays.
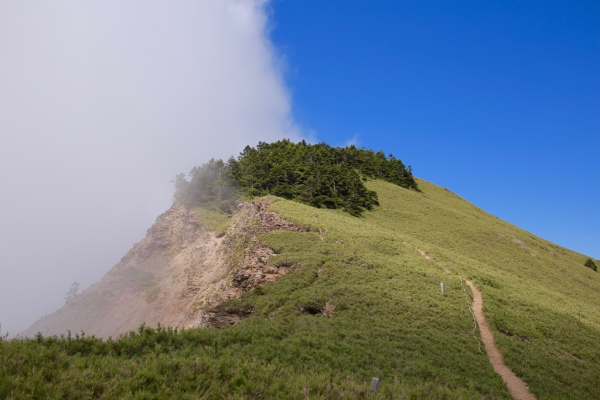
[[362, 180, 600, 398], [2, 179, 599, 399], [195, 206, 232, 236]]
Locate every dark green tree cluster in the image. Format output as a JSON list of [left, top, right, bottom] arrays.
[[174, 140, 418, 216], [584, 258, 598, 272]]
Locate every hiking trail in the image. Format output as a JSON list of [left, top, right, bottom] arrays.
[[466, 280, 536, 400], [408, 242, 536, 399]]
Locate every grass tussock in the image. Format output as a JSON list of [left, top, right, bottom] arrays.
[[195, 207, 231, 236]]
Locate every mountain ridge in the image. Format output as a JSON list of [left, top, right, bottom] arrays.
[[7, 177, 600, 399]]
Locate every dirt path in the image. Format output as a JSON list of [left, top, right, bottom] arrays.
[[466, 281, 536, 400], [408, 241, 535, 398]]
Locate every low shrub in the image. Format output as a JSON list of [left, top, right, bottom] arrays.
[[584, 257, 598, 272]]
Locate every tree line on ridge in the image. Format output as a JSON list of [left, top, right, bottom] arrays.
[[173, 140, 418, 216]]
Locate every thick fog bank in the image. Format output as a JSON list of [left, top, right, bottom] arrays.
[[0, 0, 299, 336]]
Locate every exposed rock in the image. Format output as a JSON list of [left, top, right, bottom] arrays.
[[201, 306, 254, 329], [21, 198, 306, 338], [322, 302, 335, 318]]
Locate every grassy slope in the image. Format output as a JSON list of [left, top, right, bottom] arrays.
[[359, 179, 600, 398], [2, 179, 598, 399]]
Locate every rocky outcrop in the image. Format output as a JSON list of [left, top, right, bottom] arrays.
[[201, 306, 255, 329], [22, 198, 307, 338], [199, 198, 308, 328]]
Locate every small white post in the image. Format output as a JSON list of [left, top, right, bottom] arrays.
[[440, 282, 445, 294], [370, 377, 379, 395]]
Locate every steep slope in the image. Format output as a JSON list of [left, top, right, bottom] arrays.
[[6, 178, 599, 399], [361, 179, 600, 397], [24, 205, 217, 338], [23, 200, 306, 338]]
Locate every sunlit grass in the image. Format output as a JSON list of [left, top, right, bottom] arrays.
[[2, 179, 598, 398], [360, 179, 600, 398], [195, 207, 232, 236]]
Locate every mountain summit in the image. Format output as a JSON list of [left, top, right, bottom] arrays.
[[10, 142, 600, 398]]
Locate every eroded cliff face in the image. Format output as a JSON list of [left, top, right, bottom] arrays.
[[22, 198, 306, 338]]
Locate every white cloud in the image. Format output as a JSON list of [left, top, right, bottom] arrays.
[[0, 0, 300, 335]]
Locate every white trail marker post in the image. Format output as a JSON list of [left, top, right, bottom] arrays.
[[370, 377, 379, 395]]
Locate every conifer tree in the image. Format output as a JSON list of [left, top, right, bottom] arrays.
[[173, 140, 417, 216]]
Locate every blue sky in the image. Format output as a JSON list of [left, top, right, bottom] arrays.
[[268, 0, 599, 259]]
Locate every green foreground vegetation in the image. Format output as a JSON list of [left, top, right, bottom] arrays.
[[2, 179, 599, 399]]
